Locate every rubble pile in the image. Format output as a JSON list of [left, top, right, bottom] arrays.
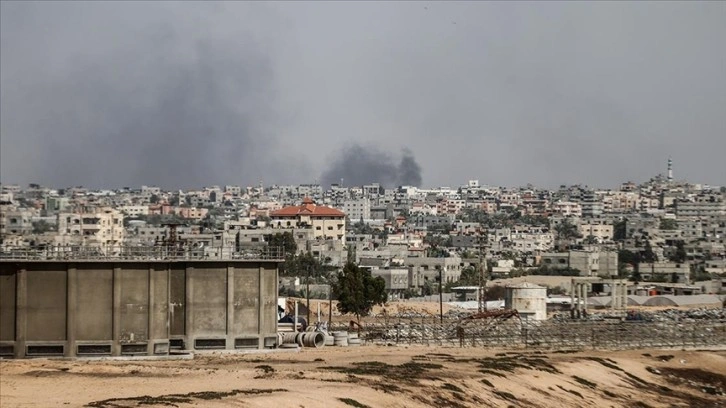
[[551, 308, 726, 322]]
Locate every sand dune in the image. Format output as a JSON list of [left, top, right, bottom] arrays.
[[2, 346, 724, 408]]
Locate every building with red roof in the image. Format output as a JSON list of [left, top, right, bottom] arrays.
[[270, 197, 346, 244]]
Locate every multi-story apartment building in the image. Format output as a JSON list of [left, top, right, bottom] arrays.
[[56, 207, 125, 251], [405, 256, 463, 293], [342, 198, 371, 221], [176, 207, 208, 220], [602, 191, 639, 213], [131, 225, 200, 245], [639, 262, 691, 284], [410, 214, 454, 230], [296, 184, 323, 198], [675, 195, 725, 218], [436, 198, 466, 215], [45, 196, 70, 214], [579, 221, 614, 242], [540, 249, 618, 277], [677, 218, 703, 240], [0, 206, 35, 236], [410, 201, 437, 215], [270, 197, 346, 244], [119, 205, 149, 217], [552, 201, 582, 217], [224, 185, 242, 196], [509, 229, 554, 253], [581, 191, 604, 218]]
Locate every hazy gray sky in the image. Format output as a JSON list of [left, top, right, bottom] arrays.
[[1, 1, 724, 189]]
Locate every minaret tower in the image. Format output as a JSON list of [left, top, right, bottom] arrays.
[[667, 157, 673, 183]]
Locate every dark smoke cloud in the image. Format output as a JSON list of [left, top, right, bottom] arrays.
[[398, 149, 422, 187], [321, 144, 423, 188], [0, 2, 304, 189]]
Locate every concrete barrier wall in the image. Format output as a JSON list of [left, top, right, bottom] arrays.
[[0, 260, 279, 358], [0, 270, 16, 348]]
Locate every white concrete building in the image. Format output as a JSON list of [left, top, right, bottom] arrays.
[[119, 205, 149, 217], [342, 198, 371, 221], [552, 201, 583, 217], [57, 207, 125, 251]]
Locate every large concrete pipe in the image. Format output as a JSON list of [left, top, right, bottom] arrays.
[[280, 332, 298, 344], [332, 331, 348, 347], [302, 332, 325, 348]]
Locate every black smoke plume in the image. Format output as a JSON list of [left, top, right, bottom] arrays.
[[321, 144, 423, 188]]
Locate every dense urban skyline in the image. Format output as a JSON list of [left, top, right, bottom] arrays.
[[1, 2, 724, 189]]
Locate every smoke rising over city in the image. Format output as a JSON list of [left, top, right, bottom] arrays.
[[1, 2, 724, 189], [320, 145, 423, 188], [0, 2, 307, 189]]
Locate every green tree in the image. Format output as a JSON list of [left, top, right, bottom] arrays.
[[618, 249, 641, 279], [458, 266, 480, 286], [267, 232, 297, 256], [149, 194, 160, 204], [332, 261, 387, 322], [642, 240, 657, 263], [519, 215, 549, 226], [530, 265, 580, 276], [483, 285, 506, 301], [659, 218, 678, 230], [669, 241, 687, 263], [690, 264, 711, 282], [584, 235, 598, 245], [459, 208, 490, 224], [613, 219, 627, 241], [555, 219, 581, 240], [444, 265, 482, 291]]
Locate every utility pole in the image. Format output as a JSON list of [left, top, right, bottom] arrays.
[[328, 280, 333, 329], [478, 228, 486, 312], [438, 266, 443, 323]]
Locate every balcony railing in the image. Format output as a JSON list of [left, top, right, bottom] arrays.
[[0, 245, 285, 261]]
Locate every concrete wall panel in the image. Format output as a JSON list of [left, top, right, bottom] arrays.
[[260, 265, 277, 334], [74, 266, 113, 341], [26, 267, 66, 341], [0, 269, 16, 341], [189, 265, 227, 336], [119, 266, 149, 342], [169, 266, 186, 337], [233, 266, 259, 335], [150, 266, 169, 340]]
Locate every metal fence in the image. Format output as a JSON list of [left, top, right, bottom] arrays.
[[334, 318, 726, 350], [0, 245, 286, 261]]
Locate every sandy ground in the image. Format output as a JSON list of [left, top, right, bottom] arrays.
[[2, 345, 725, 408]]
